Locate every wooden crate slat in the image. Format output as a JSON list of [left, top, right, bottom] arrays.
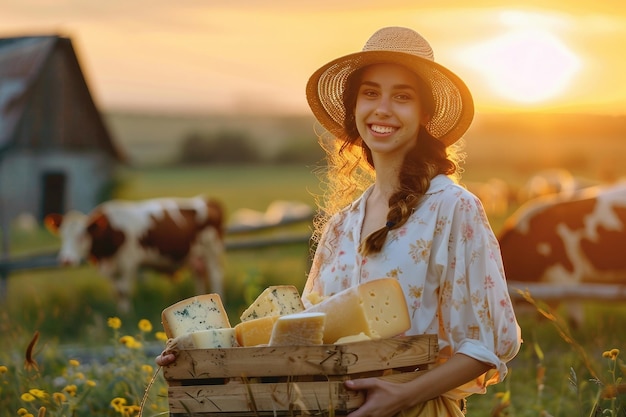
[[168, 380, 363, 414], [164, 334, 437, 381], [167, 372, 428, 416]]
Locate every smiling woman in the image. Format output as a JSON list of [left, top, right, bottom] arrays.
[[465, 28, 581, 104]]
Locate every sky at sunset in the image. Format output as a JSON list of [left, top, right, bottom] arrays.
[[2, 0, 626, 116]]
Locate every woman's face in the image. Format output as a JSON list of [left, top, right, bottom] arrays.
[[354, 63, 425, 162]]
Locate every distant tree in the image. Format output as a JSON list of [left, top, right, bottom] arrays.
[[178, 130, 261, 164], [273, 137, 325, 165]]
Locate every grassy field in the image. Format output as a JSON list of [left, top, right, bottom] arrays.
[[2, 163, 625, 416]]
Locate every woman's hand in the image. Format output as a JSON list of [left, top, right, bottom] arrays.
[[155, 351, 177, 367], [344, 378, 412, 417], [344, 354, 493, 416]]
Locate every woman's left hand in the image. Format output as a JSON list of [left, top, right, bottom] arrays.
[[344, 377, 411, 417], [155, 352, 177, 367]]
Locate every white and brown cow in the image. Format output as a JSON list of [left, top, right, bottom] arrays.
[[498, 182, 626, 324], [45, 196, 225, 313]]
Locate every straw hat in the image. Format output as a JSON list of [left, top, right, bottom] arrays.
[[306, 26, 474, 146]]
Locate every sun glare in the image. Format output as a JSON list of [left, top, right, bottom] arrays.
[[465, 29, 581, 104]]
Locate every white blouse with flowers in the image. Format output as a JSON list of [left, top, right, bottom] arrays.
[[302, 175, 522, 399]]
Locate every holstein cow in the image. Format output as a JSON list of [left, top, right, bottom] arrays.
[[45, 196, 225, 313], [497, 182, 626, 325]]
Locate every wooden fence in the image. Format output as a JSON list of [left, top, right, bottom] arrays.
[[507, 281, 626, 302], [3, 214, 626, 303]]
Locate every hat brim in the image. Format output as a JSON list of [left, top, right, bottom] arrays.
[[306, 50, 474, 146]]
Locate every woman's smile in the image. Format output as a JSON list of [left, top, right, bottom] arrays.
[[369, 124, 398, 135]]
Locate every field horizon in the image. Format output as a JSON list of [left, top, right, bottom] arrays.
[[104, 110, 626, 185]]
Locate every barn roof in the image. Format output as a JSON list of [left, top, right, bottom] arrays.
[[0, 34, 124, 160]]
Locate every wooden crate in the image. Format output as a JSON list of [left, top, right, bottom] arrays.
[[164, 334, 438, 416]]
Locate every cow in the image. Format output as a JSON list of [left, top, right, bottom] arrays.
[[230, 200, 313, 229], [497, 182, 626, 326], [516, 168, 578, 204], [45, 196, 225, 313]]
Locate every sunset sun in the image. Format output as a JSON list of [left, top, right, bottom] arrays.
[[465, 29, 581, 104]]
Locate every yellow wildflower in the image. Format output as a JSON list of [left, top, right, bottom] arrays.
[[119, 335, 142, 349], [141, 364, 153, 374], [119, 335, 133, 346], [28, 388, 48, 399], [0, 365, 8, 374], [74, 372, 85, 380], [17, 408, 29, 416], [86, 380, 96, 387], [63, 384, 77, 397], [108, 317, 122, 329], [138, 319, 152, 333], [122, 404, 141, 416], [603, 349, 620, 360], [68, 359, 80, 367], [20, 393, 36, 402], [53, 392, 67, 404], [111, 397, 127, 412], [155, 331, 168, 342]]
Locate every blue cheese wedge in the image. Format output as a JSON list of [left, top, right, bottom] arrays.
[[239, 285, 304, 322], [162, 294, 231, 338], [173, 328, 238, 349]]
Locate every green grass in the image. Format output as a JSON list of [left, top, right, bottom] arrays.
[[114, 164, 322, 214], [470, 300, 626, 416]]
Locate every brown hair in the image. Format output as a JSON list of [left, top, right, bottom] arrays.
[[311, 65, 465, 256]]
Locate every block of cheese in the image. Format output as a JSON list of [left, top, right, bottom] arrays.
[[234, 315, 280, 346], [240, 285, 304, 322], [171, 328, 238, 350], [161, 294, 231, 339], [304, 291, 325, 306], [269, 312, 326, 346], [305, 278, 410, 344], [334, 332, 372, 344]]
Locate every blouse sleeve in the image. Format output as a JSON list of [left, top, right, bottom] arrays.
[[435, 191, 521, 385], [302, 216, 334, 309]]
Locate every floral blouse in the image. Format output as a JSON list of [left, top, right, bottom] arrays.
[[302, 175, 522, 399]]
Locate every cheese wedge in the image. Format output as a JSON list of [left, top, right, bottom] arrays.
[[234, 315, 280, 346], [192, 328, 238, 348], [334, 332, 372, 344], [305, 278, 410, 344], [173, 328, 238, 350], [172, 328, 238, 350], [240, 285, 304, 322], [161, 294, 231, 339], [304, 291, 325, 306], [269, 312, 326, 346]]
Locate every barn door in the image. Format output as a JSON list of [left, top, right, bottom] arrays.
[[41, 171, 66, 221]]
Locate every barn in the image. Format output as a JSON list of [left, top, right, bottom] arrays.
[[0, 34, 124, 250]]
